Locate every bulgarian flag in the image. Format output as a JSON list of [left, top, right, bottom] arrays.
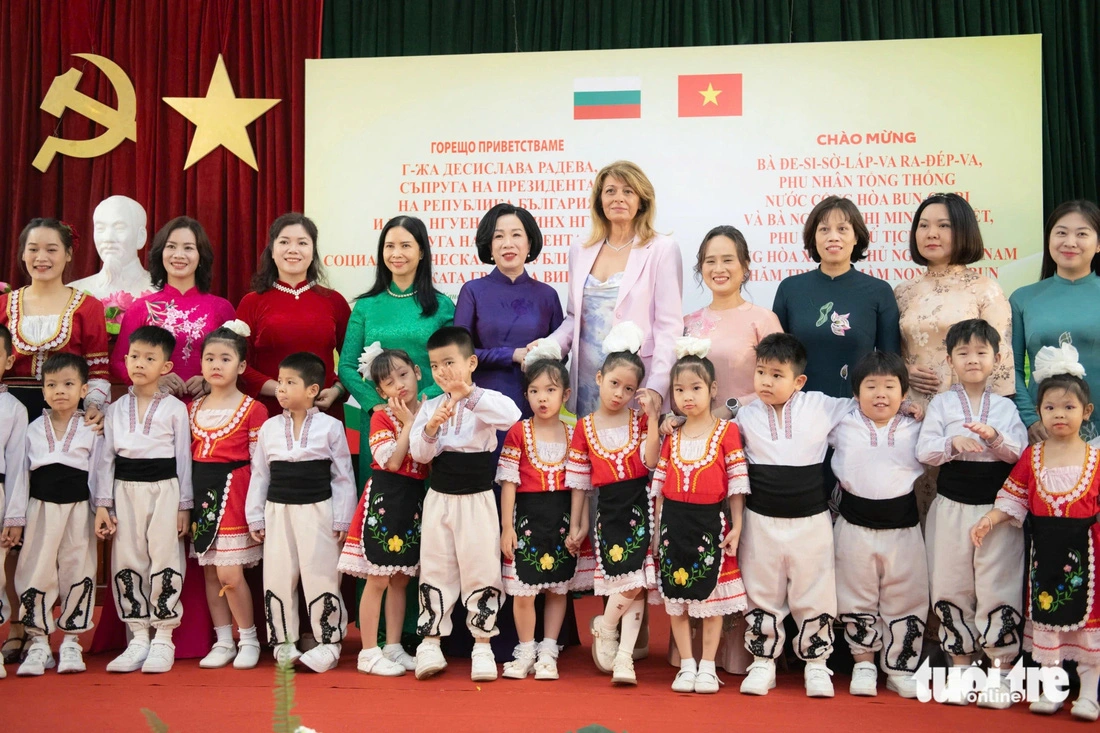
[[573, 77, 642, 120]]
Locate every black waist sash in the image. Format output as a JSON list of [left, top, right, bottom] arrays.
[[30, 464, 90, 504], [115, 456, 177, 482], [746, 464, 826, 518], [191, 460, 250, 554], [937, 460, 1013, 505], [838, 490, 919, 529], [430, 451, 495, 495], [268, 460, 332, 504], [658, 498, 726, 602], [1028, 514, 1096, 629]]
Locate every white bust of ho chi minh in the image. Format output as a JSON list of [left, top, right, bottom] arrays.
[[68, 195, 154, 300]]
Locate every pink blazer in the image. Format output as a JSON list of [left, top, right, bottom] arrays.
[[549, 232, 684, 412]]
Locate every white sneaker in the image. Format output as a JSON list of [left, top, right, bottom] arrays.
[[1030, 694, 1063, 715], [502, 645, 537, 680], [233, 640, 261, 670], [57, 642, 86, 674], [976, 674, 1013, 709], [671, 667, 697, 693], [106, 640, 150, 673], [0, 661, 5, 678], [357, 649, 405, 676], [16, 642, 55, 676], [886, 673, 918, 699], [382, 644, 417, 671], [414, 641, 447, 680], [804, 662, 835, 698], [141, 640, 176, 674], [740, 658, 777, 696], [534, 650, 559, 681], [299, 643, 341, 673], [849, 661, 879, 697], [274, 643, 302, 666], [470, 645, 498, 682], [199, 641, 237, 669], [611, 651, 636, 686], [1072, 698, 1100, 721], [589, 616, 619, 673], [694, 670, 722, 694]]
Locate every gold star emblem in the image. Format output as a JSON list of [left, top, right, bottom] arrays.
[[163, 55, 280, 170], [699, 83, 722, 106]]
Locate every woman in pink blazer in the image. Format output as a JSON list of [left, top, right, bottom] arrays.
[[545, 160, 683, 417]]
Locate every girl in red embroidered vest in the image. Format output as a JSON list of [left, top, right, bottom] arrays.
[[499, 353, 594, 681], [338, 345, 428, 676], [565, 322, 661, 685], [654, 338, 749, 694], [189, 322, 267, 670], [974, 344, 1100, 720]]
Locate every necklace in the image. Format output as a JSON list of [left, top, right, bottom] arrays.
[[604, 239, 631, 252], [386, 285, 417, 299], [274, 281, 314, 300], [682, 419, 717, 440]]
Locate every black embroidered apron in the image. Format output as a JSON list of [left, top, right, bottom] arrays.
[[1028, 515, 1095, 629], [658, 498, 726, 602], [361, 470, 425, 569], [191, 460, 249, 555], [937, 461, 1013, 505], [512, 490, 576, 586], [595, 476, 650, 578]]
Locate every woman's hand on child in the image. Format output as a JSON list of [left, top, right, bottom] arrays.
[[0, 526, 22, 548], [501, 527, 518, 560], [250, 529, 266, 543], [719, 528, 741, 556], [907, 365, 941, 394], [334, 530, 347, 543], [659, 413, 685, 436], [314, 386, 341, 411], [1027, 421, 1049, 445], [183, 375, 208, 398], [159, 373, 187, 396], [94, 507, 117, 539], [951, 435, 986, 454], [512, 348, 529, 370]]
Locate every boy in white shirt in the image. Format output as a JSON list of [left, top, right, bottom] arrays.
[[95, 326, 192, 674], [409, 326, 521, 682]]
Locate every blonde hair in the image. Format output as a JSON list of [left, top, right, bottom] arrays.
[[584, 160, 657, 248]]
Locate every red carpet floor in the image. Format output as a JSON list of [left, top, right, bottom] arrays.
[[0, 597, 1087, 732]]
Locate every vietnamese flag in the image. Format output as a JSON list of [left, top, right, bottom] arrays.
[[678, 74, 742, 117]]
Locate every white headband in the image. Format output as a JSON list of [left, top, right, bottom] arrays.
[[1032, 342, 1087, 383], [602, 321, 644, 355], [357, 341, 385, 381], [525, 339, 562, 368], [221, 319, 251, 338], [674, 336, 710, 360]]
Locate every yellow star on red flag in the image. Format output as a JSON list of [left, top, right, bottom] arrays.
[[163, 55, 280, 170], [699, 83, 722, 106]]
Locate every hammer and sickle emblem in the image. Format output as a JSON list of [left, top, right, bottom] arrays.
[[32, 53, 137, 172]]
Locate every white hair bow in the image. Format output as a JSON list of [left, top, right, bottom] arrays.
[[602, 321, 644, 355], [357, 341, 385, 380], [525, 339, 562, 368], [1032, 343, 1087, 383], [221, 319, 251, 338], [674, 336, 710, 360]]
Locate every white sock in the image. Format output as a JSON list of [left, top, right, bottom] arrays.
[[362, 646, 382, 659], [538, 638, 559, 655], [517, 640, 536, 652], [421, 637, 441, 648], [213, 624, 234, 645], [130, 628, 151, 645], [154, 628, 174, 644], [473, 642, 493, 656], [617, 598, 646, 654], [62, 633, 81, 648], [238, 626, 258, 644], [680, 657, 697, 673], [1079, 664, 1100, 703], [383, 643, 405, 654], [699, 659, 716, 676]]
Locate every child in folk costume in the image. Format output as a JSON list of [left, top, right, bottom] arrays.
[[246, 352, 356, 673], [566, 322, 662, 686], [409, 326, 522, 682], [0, 326, 30, 679], [830, 352, 928, 699], [499, 348, 593, 681], [190, 322, 267, 670], [736, 333, 901, 698], [974, 344, 1100, 721], [95, 326, 192, 675], [9, 355, 100, 676], [338, 344, 427, 677], [917, 319, 1027, 707], [654, 338, 749, 694]]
